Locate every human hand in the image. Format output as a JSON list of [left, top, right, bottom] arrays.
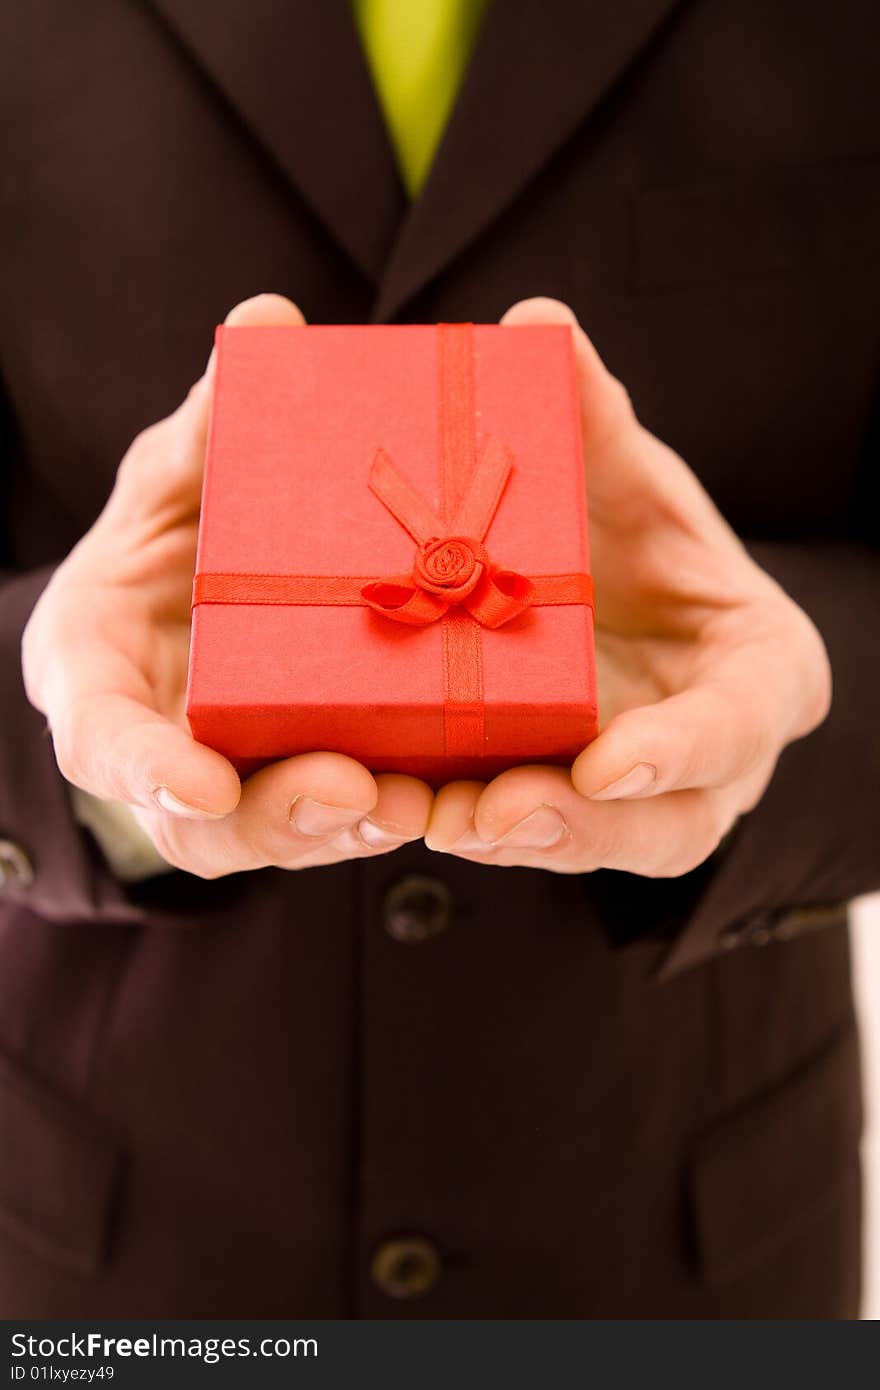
[[22, 294, 432, 878], [426, 298, 831, 877]]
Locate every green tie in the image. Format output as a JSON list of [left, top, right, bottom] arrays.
[[351, 0, 490, 197]]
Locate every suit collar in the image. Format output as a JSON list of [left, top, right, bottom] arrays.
[[375, 0, 686, 320], [146, 0, 406, 283]]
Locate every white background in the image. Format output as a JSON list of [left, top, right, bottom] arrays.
[[852, 893, 880, 1318]]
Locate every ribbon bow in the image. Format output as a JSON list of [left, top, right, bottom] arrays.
[[360, 437, 534, 628]]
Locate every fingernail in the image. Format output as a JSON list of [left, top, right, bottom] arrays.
[[289, 796, 363, 838], [491, 804, 568, 849], [356, 817, 411, 850], [154, 787, 226, 820], [589, 762, 657, 801]]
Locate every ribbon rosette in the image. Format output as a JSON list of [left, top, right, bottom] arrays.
[[360, 438, 535, 629]]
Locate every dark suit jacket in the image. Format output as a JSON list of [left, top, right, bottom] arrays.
[[0, 0, 877, 1317]]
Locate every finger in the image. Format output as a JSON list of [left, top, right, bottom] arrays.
[[573, 593, 832, 802], [476, 765, 730, 876], [571, 681, 778, 801], [50, 685, 241, 819], [143, 752, 378, 876], [344, 773, 435, 853], [429, 764, 734, 878], [144, 753, 395, 878], [424, 781, 487, 854], [293, 772, 435, 867], [429, 769, 572, 857], [239, 750, 377, 850]]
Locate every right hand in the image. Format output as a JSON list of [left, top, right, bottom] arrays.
[[22, 294, 433, 878]]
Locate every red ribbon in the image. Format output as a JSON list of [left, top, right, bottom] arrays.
[[192, 323, 594, 760], [359, 437, 537, 628]]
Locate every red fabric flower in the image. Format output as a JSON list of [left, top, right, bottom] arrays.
[[413, 536, 487, 599], [360, 439, 538, 627]]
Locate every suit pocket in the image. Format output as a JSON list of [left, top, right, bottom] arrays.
[[633, 160, 880, 290], [690, 1022, 863, 1285], [0, 1048, 123, 1276]]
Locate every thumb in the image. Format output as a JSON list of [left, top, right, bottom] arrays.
[[107, 293, 308, 521], [500, 296, 634, 457], [500, 296, 646, 528], [182, 291, 305, 491], [222, 291, 306, 330], [195, 292, 306, 468], [501, 296, 734, 539]]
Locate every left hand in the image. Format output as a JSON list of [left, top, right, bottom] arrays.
[[23, 293, 433, 879], [425, 298, 832, 877]]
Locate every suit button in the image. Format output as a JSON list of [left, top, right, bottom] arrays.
[[382, 874, 452, 944], [720, 902, 849, 952], [719, 913, 773, 951], [0, 840, 34, 890], [370, 1236, 441, 1299]]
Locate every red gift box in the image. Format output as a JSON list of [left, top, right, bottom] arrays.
[[186, 322, 598, 783]]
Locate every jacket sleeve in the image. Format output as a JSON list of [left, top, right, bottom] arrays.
[[652, 536, 880, 979], [0, 565, 147, 922]]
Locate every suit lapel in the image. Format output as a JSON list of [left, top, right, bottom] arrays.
[[146, 0, 405, 283], [146, 0, 687, 314], [375, 0, 686, 321]]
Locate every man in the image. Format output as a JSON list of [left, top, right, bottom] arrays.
[[1, 0, 878, 1317]]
